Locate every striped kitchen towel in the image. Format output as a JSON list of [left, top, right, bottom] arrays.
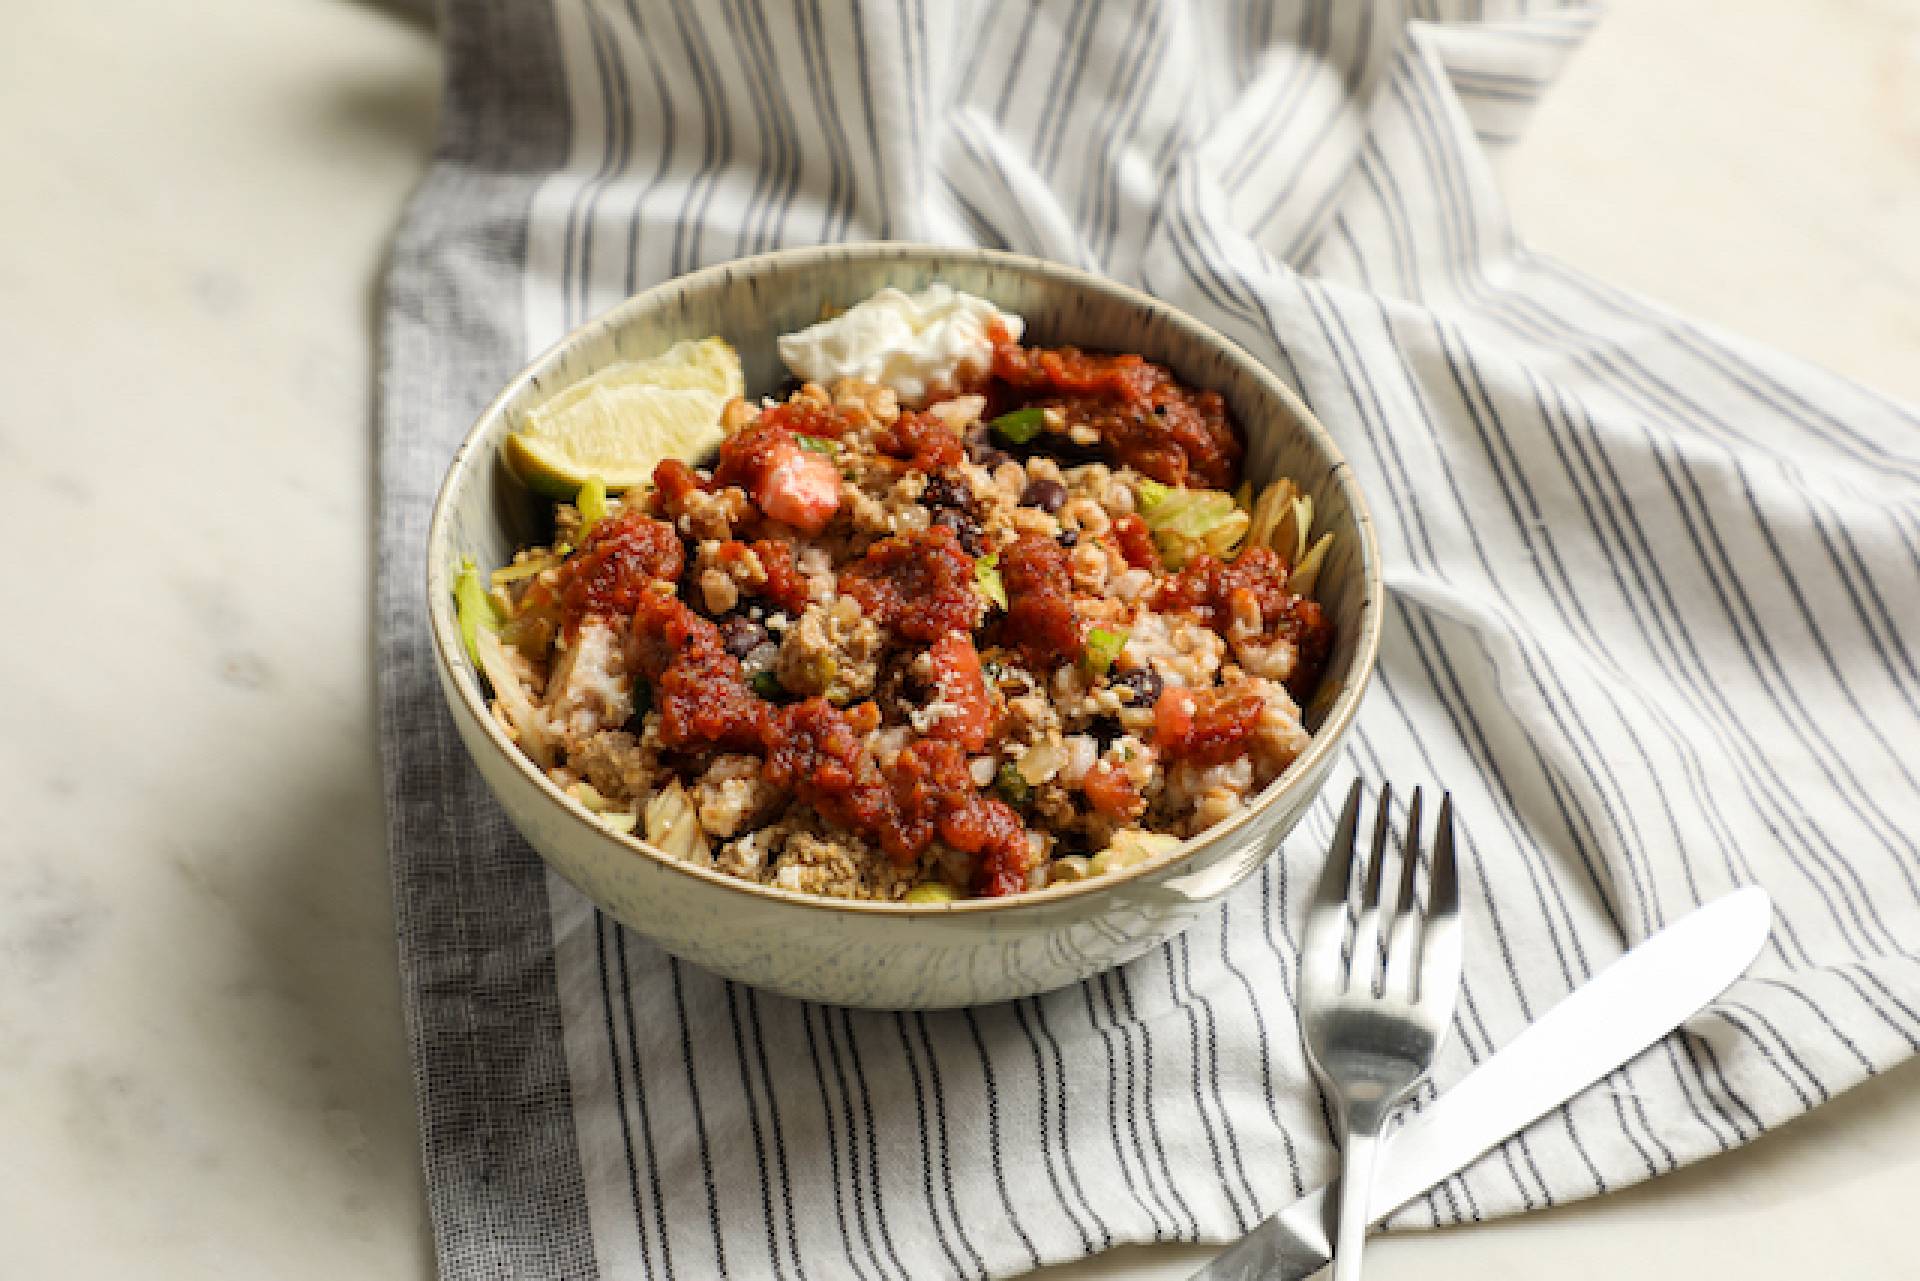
[[374, 2, 1920, 1277]]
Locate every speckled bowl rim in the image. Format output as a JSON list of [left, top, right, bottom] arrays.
[[427, 242, 1382, 916]]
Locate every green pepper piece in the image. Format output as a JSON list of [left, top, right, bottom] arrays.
[[989, 406, 1047, 444], [995, 760, 1031, 807], [796, 434, 839, 455], [750, 670, 785, 701], [1084, 626, 1129, 676]]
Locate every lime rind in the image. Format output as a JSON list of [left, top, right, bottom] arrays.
[[505, 337, 744, 496], [519, 336, 744, 432]]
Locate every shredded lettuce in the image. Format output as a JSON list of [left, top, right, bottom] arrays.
[[491, 552, 563, 586], [975, 553, 1008, 610], [796, 433, 839, 455], [1085, 626, 1129, 675], [472, 624, 554, 768], [566, 781, 616, 812], [1287, 494, 1313, 565], [643, 779, 710, 864], [1292, 531, 1334, 597], [1139, 482, 1238, 539], [454, 557, 500, 666], [1244, 478, 1291, 556], [575, 474, 609, 539], [1137, 481, 1249, 564]]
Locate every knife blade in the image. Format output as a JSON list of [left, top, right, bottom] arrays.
[[1191, 886, 1773, 1281]]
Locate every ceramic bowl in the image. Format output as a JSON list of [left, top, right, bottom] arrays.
[[426, 243, 1381, 1009]]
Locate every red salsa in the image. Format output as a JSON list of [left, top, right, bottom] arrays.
[[627, 592, 767, 752], [1155, 547, 1331, 695], [762, 697, 1031, 894], [555, 507, 685, 638], [997, 531, 1084, 667], [837, 526, 981, 643], [1154, 683, 1267, 767], [988, 327, 1243, 489]]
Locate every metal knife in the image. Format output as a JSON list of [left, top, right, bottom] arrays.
[[1191, 886, 1773, 1281]]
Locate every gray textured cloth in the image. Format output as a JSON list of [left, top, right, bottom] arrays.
[[377, 3, 1920, 1277]]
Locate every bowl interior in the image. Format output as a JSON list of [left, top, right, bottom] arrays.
[[427, 244, 1380, 905]]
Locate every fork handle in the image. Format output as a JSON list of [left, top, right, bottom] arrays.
[[1331, 1128, 1381, 1281]]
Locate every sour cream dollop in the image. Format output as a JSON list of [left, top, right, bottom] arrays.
[[776, 284, 1024, 407]]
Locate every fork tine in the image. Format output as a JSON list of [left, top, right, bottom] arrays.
[[1382, 787, 1423, 999], [1416, 793, 1464, 1021], [1301, 779, 1364, 994], [1347, 782, 1392, 994]]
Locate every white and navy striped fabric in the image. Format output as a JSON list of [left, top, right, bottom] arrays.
[[375, 2, 1920, 1277]]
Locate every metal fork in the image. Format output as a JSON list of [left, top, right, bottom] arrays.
[[1300, 780, 1463, 1281]]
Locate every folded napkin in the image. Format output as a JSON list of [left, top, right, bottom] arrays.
[[377, 2, 1920, 1276]]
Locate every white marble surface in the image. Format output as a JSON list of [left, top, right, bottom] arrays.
[[2, 0, 1915, 1277]]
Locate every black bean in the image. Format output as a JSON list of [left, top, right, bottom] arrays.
[[720, 616, 769, 660], [1051, 829, 1092, 858], [1019, 477, 1068, 513], [921, 473, 971, 511], [1056, 528, 1079, 549], [1110, 664, 1164, 708], [932, 507, 986, 556], [965, 426, 1015, 471]]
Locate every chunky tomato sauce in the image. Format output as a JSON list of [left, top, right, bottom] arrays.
[[1154, 683, 1267, 767], [761, 696, 898, 847], [713, 418, 842, 534], [762, 696, 1030, 894], [1081, 760, 1145, 819], [1110, 513, 1160, 571], [555, 507, 686, 638], [1155, 546, 1331, 694], [759, 397, 856, 439], [988, 327, 1243, 489], [876, 409, 965, 472], [650, 457, 709, 512], [749, 538, 813, 614], [925, 633, 997, 752], [997, 531, 1084, 667], [627, 592, 767, 752], [837, 526, 980, 642]]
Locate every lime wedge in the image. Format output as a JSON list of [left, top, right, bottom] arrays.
[[504, 337, 745, 497]]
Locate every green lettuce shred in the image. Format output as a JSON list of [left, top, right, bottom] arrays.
[[1084, 626, 1129, 676], [975, 553, 1008, 610], [1138, 481, 1238, 539], [454, 557, 500, 667], [575, 474, 609, 539], [1137, 480, 1250, 564]]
